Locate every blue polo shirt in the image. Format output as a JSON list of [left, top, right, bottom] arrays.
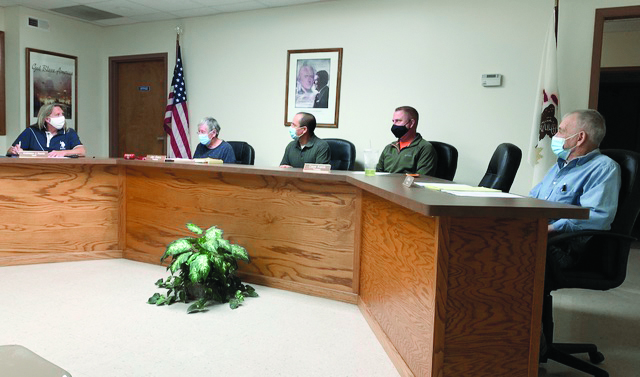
[[12, 125, 83, 152]]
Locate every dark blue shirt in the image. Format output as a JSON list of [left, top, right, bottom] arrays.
[[193, 141, 236, 163], [12, 125, 83, 152]]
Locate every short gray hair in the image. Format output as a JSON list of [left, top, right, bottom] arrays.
[[565, 109, 606, 147], [199, 117, 220, 136]]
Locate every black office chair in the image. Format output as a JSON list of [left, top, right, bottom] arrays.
[[429, 141, 458, 180], [541, 149, 640, 377], [325, 138, 356, 171], [227, 141, 255, 165], [478, 143, 522, 192]]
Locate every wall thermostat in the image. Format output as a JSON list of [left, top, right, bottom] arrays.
[[482, 74, 502, 87]]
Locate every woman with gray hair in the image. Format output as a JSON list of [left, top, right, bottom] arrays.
[[193, 117, 236, 163]]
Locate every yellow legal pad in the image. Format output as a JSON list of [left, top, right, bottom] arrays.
[[193, 158, 223, 164]]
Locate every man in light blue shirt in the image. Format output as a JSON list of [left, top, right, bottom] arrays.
[[530, 109, 621, 267]]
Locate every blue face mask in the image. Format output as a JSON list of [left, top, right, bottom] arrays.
[[551, 132, 579, 160], [289, 126, 299, 140], [198, 133, 211, 145]]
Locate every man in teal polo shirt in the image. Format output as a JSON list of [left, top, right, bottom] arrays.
[[280, 112, 331, 168], [376, 106, 438, 176]]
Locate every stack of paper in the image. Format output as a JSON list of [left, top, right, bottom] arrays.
[[193, 158, 223, 164], [414, 182, 522, 198]]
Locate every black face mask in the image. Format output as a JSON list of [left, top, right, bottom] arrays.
[[391, 123, 410, 138]]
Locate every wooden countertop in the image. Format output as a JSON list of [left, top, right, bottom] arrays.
[[1, 157, 588, 220]]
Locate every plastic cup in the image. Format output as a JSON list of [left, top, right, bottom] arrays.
[[363, 149, 378, 176]]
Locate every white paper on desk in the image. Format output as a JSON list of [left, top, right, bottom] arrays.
[[441, 190, 523, 198], [415, 182, 499, 192], [415, 182, 468, 189], [352, 171, 391, 175]]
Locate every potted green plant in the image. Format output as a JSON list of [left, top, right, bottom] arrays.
[[147, 223, 258, 313]]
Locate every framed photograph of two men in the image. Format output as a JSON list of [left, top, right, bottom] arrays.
[[26, 48, 78, 130], [285, 48, 343, 128]]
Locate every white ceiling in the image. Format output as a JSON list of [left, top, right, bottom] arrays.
[[0, 0, 329, 26]]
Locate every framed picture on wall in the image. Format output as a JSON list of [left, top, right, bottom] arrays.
[[285, 48, 343, 128], [26, 48, 78, 130], [0, 32, 5, 136]]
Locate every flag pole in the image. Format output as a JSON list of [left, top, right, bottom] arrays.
[[175, 26, 182, 50], [554, 0, 559, 45]]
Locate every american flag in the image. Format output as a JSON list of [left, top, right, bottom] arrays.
[[164, 42, 192, 158]]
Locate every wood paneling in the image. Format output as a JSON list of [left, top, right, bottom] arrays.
[[124, 166, 359, 297], [359, 192, 440, 376], [359, 192, 546, 377], [0, 164, 121, 265], [0, 159, 572, 377], [443, 217, 544, 376]]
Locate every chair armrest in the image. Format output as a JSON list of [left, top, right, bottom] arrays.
[[548, 230, 636, 246]]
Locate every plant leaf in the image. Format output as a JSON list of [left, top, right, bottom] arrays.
[[170, 251, 193, 274], [208, 253, 225, 274], [189, 254, 211, 283], [161, 238, 193, 263], [204, 225, 223, 240], [155, 295, 167, 306], [186, 223, 203, 235], [217, 238, 232, 252], [199, 237, 218, 253], [244, 285, 259, 297], [230, 244, 250, 262], [229, 298, 240, 309], [187, 298, 208, 313], [147, 292, 162, 304], [154, 278, 164, 287]]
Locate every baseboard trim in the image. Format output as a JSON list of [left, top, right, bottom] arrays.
[[358, 297, 414, 377], [0, 250, 123, 267]]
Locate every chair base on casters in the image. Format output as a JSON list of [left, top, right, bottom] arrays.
[[541, 293, 609, 377], [544, 342, 608, 377]]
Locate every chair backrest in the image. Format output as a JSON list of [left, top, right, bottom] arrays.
[[325, 138, 356, 171], [478, 143, 522, 192], [226, 141, 255, 165], [429, 141, 458, 180], [554, 149, 640, 290], [603, 149, 640, 235]]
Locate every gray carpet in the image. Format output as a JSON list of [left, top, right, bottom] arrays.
[[3, 250, 638, 377], [539, 249, 640, 376], [0, 259, 398, 377]]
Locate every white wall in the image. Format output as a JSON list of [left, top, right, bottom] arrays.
[[1, 6, 103, 156], [4, 0, 640, 195], [99, 0, 551, 194], [602, 30, 640, 67]]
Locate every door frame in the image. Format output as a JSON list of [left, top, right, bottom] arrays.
[[108, 53, 168, 157], [588, 6, 640, 109]]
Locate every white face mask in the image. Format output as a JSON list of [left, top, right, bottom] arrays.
[[48, 116, 66, 130]]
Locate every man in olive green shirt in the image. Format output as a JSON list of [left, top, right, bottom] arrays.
[[376, 106, 438, 176], [280, 112, 331, 168]]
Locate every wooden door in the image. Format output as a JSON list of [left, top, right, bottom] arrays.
[[109, 54, 167, 157]]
